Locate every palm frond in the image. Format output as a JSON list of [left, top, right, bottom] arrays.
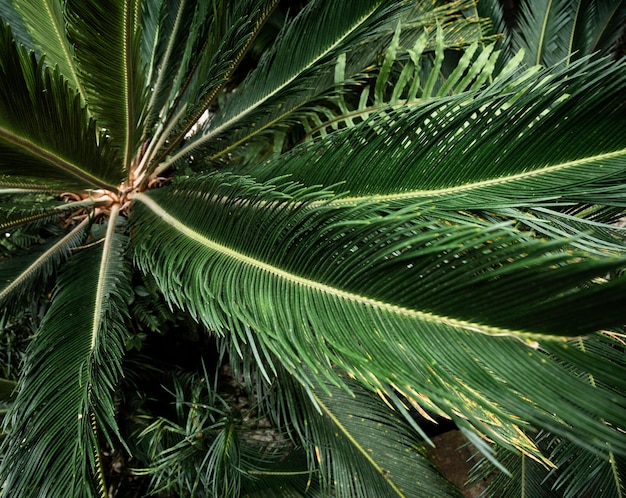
[[495, 207, 626, 256], [131, 173, 626, 463], [547, 436, 626, 498], [0, 195, 94, 232], [469, 437, 558, 498], [568, 0, 626, 60], [510, 0, 626, 68], [158, 0, 278, 143], [66, 0, 146, 171], [512, 0, 576, 67], [273, 371, 463, 497], [0, 0, 33, 47], [0, 216, 88, 315], [11, 0, 88, 104], [0, 21, 121, 189], [294, 25, 518, 146], [200, 1, 490, 167], [0, 211, 132, 496], [133, 368, 296, 498], [156, 0, 412, 172], [250, 56, 626, 214]]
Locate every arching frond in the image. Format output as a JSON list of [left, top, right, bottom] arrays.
[[274, 371, 462, 498], [0, 21, 121, 189], [0, 216, 89, 316], [66, 0, 146, 171], [11, 0, 88, 105], [156, 0, 412, 172], [250, 56, 626, 215], [131, 173, 626, 463], [163, 1, 490, 172], [0, 212, 132, 496]]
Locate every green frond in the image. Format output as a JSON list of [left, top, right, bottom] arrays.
[[157, 0, 411, 172], [0, 216, 89, 317], [0, 212, 132, 496], [275, 371, 462, 497], [547, 437, 626, 498], [167, 0, 488, 170], [497, 207, 626, 256], [512, 0, 576, 67], [470, 438, 558, 498], [149, 0, 278, 157], [568, 0, 626, 60], [0, 0, 33, 48], [510, 0, 626, 68], [250, 56, 626, 214], [0, 21, 121, 189], [295, 25, 516, 145], [66, 0, 146, 171], [0, 195, 95, 232], [11, 0, 89, 105], [133, 369, 296, 498], [130, 173, 626, 462]]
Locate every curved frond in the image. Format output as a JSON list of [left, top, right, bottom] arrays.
[[276, 371, 462, 497], [130, 173, 626, 462], [66, 0, 146, 170], [250, 57, 626, 213], [201, 2, 490, 167], [0, 22, 121, 189], [0, 215, 89, 315], [0, 211, 132, 496], [156, 0, 411, 171], [12, 0, 88, 104]]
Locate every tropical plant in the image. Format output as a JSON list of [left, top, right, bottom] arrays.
[[0, 0, 625, 497]]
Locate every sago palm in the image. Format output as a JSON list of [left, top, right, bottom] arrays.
[[0, 0, 625, 496]]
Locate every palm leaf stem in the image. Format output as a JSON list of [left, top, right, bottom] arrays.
[[0, 127, 116, 190], [135, 105, 187, 188], [157, 1, 390, 172], [0, 216, 89, 303], [0, 198, 98, 231], [152, 0, 280, 167]]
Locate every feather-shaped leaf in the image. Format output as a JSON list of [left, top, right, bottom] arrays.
[[157, 0, 410, 171], [250, 57, 626, 213], [0, 216, 88, 315], [140, 0, 278, 178], [0, 210, 132, 496], [512, 0, 576, 67], [568, 0, 626, 60], [66, 0, 146, 170], [0, 21, 121, 189], [198, 1, 489, 167], [275, 371, 463, 497], [12, 0, 88, 104], [131, 173, 626, 462]]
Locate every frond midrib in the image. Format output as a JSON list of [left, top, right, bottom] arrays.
[[134, 192, 540, 341], [313, 392, 406, 497], [319, 148, 626, 207], [91, 205, 120, 350], [160, 2, 384, 169], [0, 127, 116, 190]]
